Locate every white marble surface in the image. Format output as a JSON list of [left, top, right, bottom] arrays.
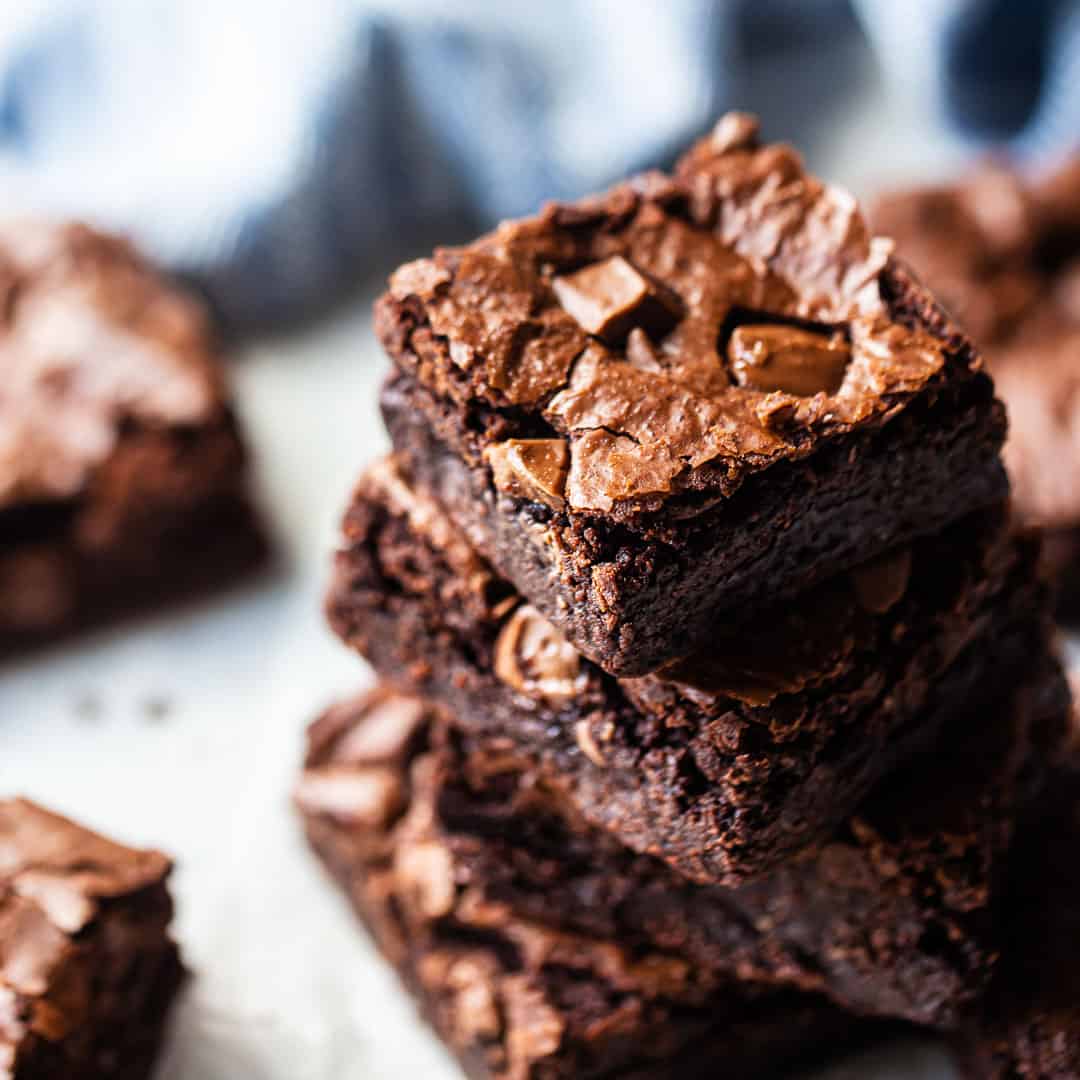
[[0, 77, 1005, 1077]]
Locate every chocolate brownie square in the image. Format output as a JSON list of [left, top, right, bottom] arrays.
[[327, 455, 1049, 884], [0, 221, 266, 654], [0, 798, 182, 1078], [375, 112, 1007, 676], [873, 159, 1080, 604], [297, 659, 1068, 1033], [296, 693, 879, 1080]]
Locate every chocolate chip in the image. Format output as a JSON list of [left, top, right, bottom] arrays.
[[485, 439, 569, 508], [727, 324, 850, 396], [494, 605, 585, 703], [851, 547, 913, 614], [552, 256, 681, 345]]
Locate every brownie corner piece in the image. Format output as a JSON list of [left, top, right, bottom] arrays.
[[375, 111, 1006, 675], [0, 797, 182, 1078], [296, 689, 873, 1080], [0, 220, 268, 655]]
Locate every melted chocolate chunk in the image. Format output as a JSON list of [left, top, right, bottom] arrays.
[[484, 438, 569, 508], [727, 324, 850, 396], [851, 547, 913, 614], [493, 604, 585, 703]]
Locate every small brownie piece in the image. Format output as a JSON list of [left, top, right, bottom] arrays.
[[953, 748, 1080, 1079], [0, 221, 265, 654], [297, 665, 1068, 1032], [0, 798, 182, 1078], [374, 112, 1007, 676], [296, 693, 875, 1080], [873, 160, 1080, 601], [328, 455, 1046, 884]]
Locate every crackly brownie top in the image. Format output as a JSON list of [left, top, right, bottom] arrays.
[[0, 221, 225, 510], [377, 113, 966, 513], [0, 799, 172, 1062]]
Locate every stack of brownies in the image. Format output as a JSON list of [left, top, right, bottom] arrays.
[[297, 115, 1075, 1077]]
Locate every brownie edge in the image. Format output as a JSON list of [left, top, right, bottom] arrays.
[[0, 798, 182, 1079], [296, 689, 882, 1080]]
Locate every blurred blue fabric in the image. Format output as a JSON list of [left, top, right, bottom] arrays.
[[0, 0, 1076, 331]]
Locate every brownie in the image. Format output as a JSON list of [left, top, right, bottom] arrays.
[[327, 454, 1048, 884], [296, 693, 880, 1080], [373, 112, 1007, 677], [953, 747, 1080, 1078], [297, 663, 1068, 1033], [0, 221, 266, 654], [873, 158, 1080, 602], [0, 798, 182, 1078]]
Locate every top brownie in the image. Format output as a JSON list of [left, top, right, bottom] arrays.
[[0, 221, 264, 650], [376, 113, 1006, 675]]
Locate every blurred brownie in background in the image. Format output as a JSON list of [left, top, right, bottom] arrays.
[[0, 798, 182, 1078], [375, 113, 1007, 677], [0, 222, 266, 655], [874, 159, 1080, 606]]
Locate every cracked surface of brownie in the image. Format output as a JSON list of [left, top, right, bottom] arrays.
[[375, 112, 1005, 675]]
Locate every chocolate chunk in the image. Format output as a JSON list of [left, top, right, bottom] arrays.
[[851, 548, 913, 614], [484, 439, 569, 508], [552, 256, 680, 345], [494, 604, 585, 703], [727, 324, 850, 396]]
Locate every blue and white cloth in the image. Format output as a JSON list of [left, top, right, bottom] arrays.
[[0, 0, 1076, 330]]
